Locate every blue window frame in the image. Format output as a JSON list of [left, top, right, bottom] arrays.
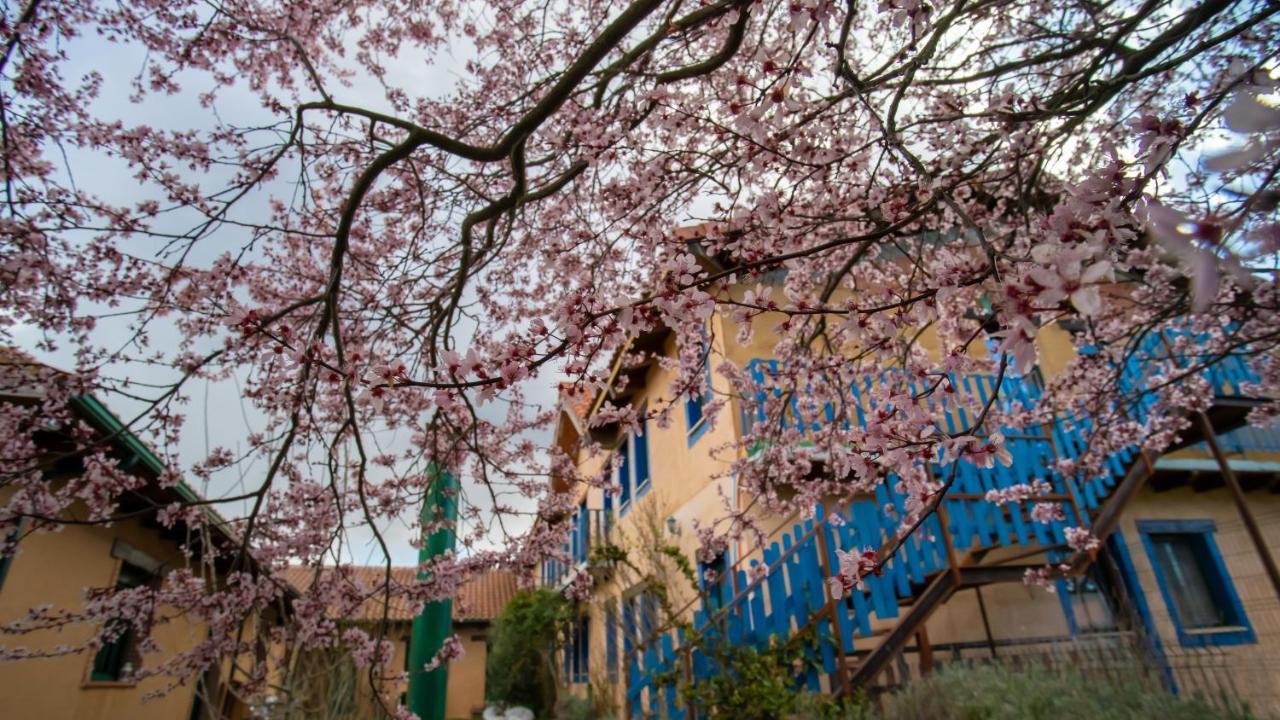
[[572, 501, 589, 564], [605, 602, 619, 683], [565, 614, 590, 683], [1137, 519, 1255, 647], [618, 439, 631, 509], [617, 418, 651, 517], [620, 588, 658, 660], [621, 593, 635, 662], [91, 562, 151, 682], [685, 355, 714, 446], [633, 421, 650, 494]]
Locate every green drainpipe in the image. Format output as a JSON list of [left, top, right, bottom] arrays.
[[407, 466, 458, 720]]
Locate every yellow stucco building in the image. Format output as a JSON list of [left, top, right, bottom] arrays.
[[541, 249, 1280, 717], [0, 351, 263, 720], [0, 352, 516, 720], [279, 566, 516, 720]]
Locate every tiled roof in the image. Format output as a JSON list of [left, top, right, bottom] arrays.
[[280, 566, 518, 624], [558, 382, 595, 423], [455, 568, 520, 622], [0, 346, 56, 399], [0, 347, 246, 554]]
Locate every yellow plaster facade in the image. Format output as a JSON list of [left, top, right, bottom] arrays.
[[548, 284, 1280, 715], [0, 507, 213, 719]]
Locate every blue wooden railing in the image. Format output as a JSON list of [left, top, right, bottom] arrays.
[[621, 333, 1263, 718]]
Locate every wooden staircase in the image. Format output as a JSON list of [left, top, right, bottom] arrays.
[[842, 398, 1265, 693]]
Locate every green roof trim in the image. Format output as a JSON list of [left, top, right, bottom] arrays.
[[67, 395, 206, 510]]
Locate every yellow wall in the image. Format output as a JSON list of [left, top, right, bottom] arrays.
[[281, 620, 488, 719], [0, 514, 207, 719], [1116, 486, 1280, 716], [445, 626, 489, 720]]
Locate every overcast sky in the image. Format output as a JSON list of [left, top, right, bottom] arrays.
[[11, 20, 560, 567]]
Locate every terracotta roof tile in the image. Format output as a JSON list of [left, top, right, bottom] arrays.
[[455, 568, 519, 622], [558, 382, 594, 422], [281, 566, 518, 624]]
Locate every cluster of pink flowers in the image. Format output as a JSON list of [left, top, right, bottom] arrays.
[[423, 635, 465, 672], [827, 546, 881, 600], [1064, 526, 1101, 554], [694, 524, 730, 566], [562, 570, 594, 602], [983, 480, 1053, 506], [1023, 567, 1056, 592]]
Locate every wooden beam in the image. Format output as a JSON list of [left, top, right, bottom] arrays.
[[974, 587, 998, 659], [1064, 448, 1154, 574], [847, 568, 958, 688], [1195, 411, 1280, 604], [916, 625, 934, 675]]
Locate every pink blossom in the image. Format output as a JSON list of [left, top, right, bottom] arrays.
[[423, 635, 465, 672], [827, 546, 880, 600]]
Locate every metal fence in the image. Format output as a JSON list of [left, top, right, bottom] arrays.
[[880, 631, 1260, 716]]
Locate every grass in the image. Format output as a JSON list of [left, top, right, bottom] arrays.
[[800, 663, 1265, 720]]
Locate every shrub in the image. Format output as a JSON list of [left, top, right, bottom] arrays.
[[681, 641, 806, 718], [485, 589, 573, 717], [553, 694, 590, 720]]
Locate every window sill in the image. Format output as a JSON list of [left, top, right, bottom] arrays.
[[1185, 625, 1250, 635], [84, 680, 138, 689], [1175, 624, 1256, 648], [687, 418, 710, 447]]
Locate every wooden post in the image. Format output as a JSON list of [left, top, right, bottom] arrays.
[[974, 586, 998, 659], [814, 508, 850, 694], [1194, 411, 1280, 603], [915, 625, 934, 675], [683, 650, 695, 720], [937, 503, 960, 583]]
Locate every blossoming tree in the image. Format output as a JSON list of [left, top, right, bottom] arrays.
[[1, 0, 1278, 713]]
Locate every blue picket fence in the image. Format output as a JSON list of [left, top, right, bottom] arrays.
[[623, 331, 1261, 718]]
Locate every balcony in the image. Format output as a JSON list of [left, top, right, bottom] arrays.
[[541, 507, 615, 589]]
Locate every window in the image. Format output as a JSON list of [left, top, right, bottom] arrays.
[[617, 418, 651, 517], [699, 553, 729, 609], [619, 588, 659, 665], [0, 519, 22, 594], [90, 562, 152, 682], [605, 602, 619, 683], [564, 615, 590, 684], [1059, 570, 1118, 634], [685, 353, 714, 446], [1138, 519, 1255, 647], [572, 500, 589, 564]]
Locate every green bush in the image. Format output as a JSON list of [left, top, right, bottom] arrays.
[[554, 692, 618, 720], [484, 589, 573, 717], [873, 663, 1259, 720], [681, 641, 806, 718]]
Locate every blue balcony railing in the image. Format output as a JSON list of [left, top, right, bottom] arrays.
[[1198, 424, 1280, 456], [541, 508, 613, 588]]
